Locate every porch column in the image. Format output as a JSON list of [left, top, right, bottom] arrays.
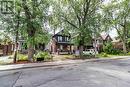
[[70, 45, 72, 54]]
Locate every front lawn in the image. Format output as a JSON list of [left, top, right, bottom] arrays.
[[96, 52, 130, 58]]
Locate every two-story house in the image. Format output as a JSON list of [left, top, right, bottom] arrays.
[[49, 30, 73, 54], [93, 34, 113, 52]]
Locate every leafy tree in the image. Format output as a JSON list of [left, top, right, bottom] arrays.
[[21, 0, 51, 62], [0, 0, 51, 62], [101, 0, 130, 53], [0, 32, 12, 45], [0, 0, 22, 63], [51, 0, 102, 58]]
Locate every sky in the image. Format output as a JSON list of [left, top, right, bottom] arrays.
[[109, 29, 118, 38]]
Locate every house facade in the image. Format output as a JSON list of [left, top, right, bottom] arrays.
[[49, 30, 73, 54], [18, 37, 45, 54], [0, 43, 14, 56], [93, 34, 113, 52]]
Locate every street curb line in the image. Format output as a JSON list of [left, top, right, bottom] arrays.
[[0, 57, 129, 71]]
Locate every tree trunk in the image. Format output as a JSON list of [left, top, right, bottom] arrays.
[[122, 21, 127, 53], [122, 41, 127, 54], [94, 37, 97, 57], [22, 0, 35, 62], [28, 44, 34, 62], [13, 30, 18, 63], [13, 11, 20, 63], [79, 45, 83, 58]]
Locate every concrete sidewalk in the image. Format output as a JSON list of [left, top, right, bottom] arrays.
[[0, 56, 130, 71]]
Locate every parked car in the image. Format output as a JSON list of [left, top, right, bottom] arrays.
[[83, 49, 98, 55]]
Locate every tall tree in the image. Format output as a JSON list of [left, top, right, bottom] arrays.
[[21, 0, 50, 62], [102, 0, 130, 53], [0, 0, 22, 63], [13, 0, 22, 63], [51, 0, 102, 57], [0, 0, 50, 62]]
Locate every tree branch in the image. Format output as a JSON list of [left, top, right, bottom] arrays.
[[71, 5, 81, 27], [64, 18, 78, 29]]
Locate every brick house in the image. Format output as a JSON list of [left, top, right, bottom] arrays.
[[93, 34, 113, 52], [0, 43, 14, 56], [49, 30, 73, 54]]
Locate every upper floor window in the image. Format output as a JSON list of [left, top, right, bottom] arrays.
[[66, 37, 69, 42], [58, 36, 62, 42]]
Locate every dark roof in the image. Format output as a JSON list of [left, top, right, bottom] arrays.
[[53, 29, 71, 37], [95, 34, 112, 41]]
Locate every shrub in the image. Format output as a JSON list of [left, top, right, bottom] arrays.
[[103, 42, 122, 55], [127, 52, 130, 55], [17, 54, 28, 61], [35, 51, 52, 61], [100, 52, 108, 57], [103, 42, 113, 54], [111, 49, 123, 55]]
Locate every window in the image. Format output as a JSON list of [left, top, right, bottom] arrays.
[[64, 37, 69, 42], [58, 36, 62, 42], [65, 37, 67, 42], [66, 37, 69, 42]]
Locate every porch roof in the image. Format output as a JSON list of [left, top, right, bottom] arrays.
[[56, 42, 74, 45]]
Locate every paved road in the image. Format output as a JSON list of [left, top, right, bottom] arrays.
[[0, 58, 130, 87]]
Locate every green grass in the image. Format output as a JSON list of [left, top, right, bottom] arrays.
[[96, 53, 129, 58], [17, 54, 28, 61]]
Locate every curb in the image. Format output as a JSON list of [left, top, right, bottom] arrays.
[[0, 63, 73, 71], [0, 61, 84, 71], [0, 56, 130, 71]]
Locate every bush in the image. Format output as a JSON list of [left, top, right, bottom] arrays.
[[103, 42, 113, 54], [103, 42, 122, 55], [111, 49, 123, 55], [35, 51, 52, 61], [100, 52, 108, 57], [17, 54, 28, 61], [127, 52, 130, 55]]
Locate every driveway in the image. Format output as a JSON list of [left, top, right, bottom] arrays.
[[0, 58, 130, 87]]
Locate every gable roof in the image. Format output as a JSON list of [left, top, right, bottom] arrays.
[[100, 34, 112, 41], [53, 29, 71, 37]]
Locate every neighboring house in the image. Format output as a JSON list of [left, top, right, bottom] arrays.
[[0, 43, 14, 56], [18, 37, 28, 53], [97, 34, 112, 44], [93, 34, 113, 52], [112, 39, 123, 50], [18, 37, 45, 53], [67, 33, 113, 53], [49, 30, 73, 54]]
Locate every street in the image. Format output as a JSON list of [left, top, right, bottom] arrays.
[[0, 58, 130, 87]]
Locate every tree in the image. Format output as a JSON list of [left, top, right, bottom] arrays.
[[0, 0, 50, 62], [0, 0, 22, 63], [51, 0, 102, 57], [101, 0, 130, 53], [13, 0, 22, 63], [21, 0, 51, 62]]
